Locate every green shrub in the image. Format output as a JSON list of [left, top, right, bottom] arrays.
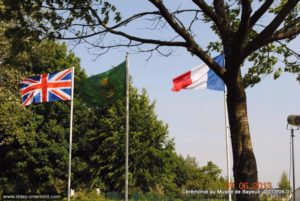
[[68, 191, 111, 201]]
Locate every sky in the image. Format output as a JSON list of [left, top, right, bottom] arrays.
[[70, 0, 300, 189]]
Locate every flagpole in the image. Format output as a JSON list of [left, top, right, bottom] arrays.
[[125, 54, 129, 201], [67, 67, 75, 201], [224, 90, 232, 201]]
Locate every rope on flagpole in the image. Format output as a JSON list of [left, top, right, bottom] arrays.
[[125, 54, 130, 201], [67, 67, 75, 201]]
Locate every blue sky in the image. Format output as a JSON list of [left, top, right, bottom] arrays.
[[70, 0, 300, 188]]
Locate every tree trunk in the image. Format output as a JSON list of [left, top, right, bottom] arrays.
[[226, 71, 259, 201]]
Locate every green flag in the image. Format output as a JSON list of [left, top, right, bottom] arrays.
[[80, 61, 126, 106]]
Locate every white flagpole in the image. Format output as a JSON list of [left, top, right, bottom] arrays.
[[67, 67, 75, 201], [224, 90, 232, 201], [125, 54, 129, 201]]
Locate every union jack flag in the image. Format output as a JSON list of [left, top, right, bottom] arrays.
[[20, 68, 73, 106]]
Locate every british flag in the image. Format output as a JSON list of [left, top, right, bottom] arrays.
[[20, 68, 73, 106]]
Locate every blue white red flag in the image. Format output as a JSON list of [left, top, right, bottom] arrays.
[[20, 68, 73, 106], [172, 54, 225, 92]]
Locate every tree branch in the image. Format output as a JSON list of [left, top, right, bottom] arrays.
[[55, 8, 189, 47], [267, 21, 300, 42], [99, 26, 188, 47], [148, 0, 194, 43], [188, 11, 200, 32], [148, 0, 226, 78], [244, 0, 300, 57], [192, 0, 222, 27], [234, 0, 252, 48], [250, 0, 274, 27], [192, 0, 232, 38], [277, 41, 300, 58], [213, 0, 227, 24], [213, 0, 234, 39], [41, 0, 227, 78]]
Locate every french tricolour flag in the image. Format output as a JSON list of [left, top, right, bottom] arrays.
[[172, 54, 225, 92]]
